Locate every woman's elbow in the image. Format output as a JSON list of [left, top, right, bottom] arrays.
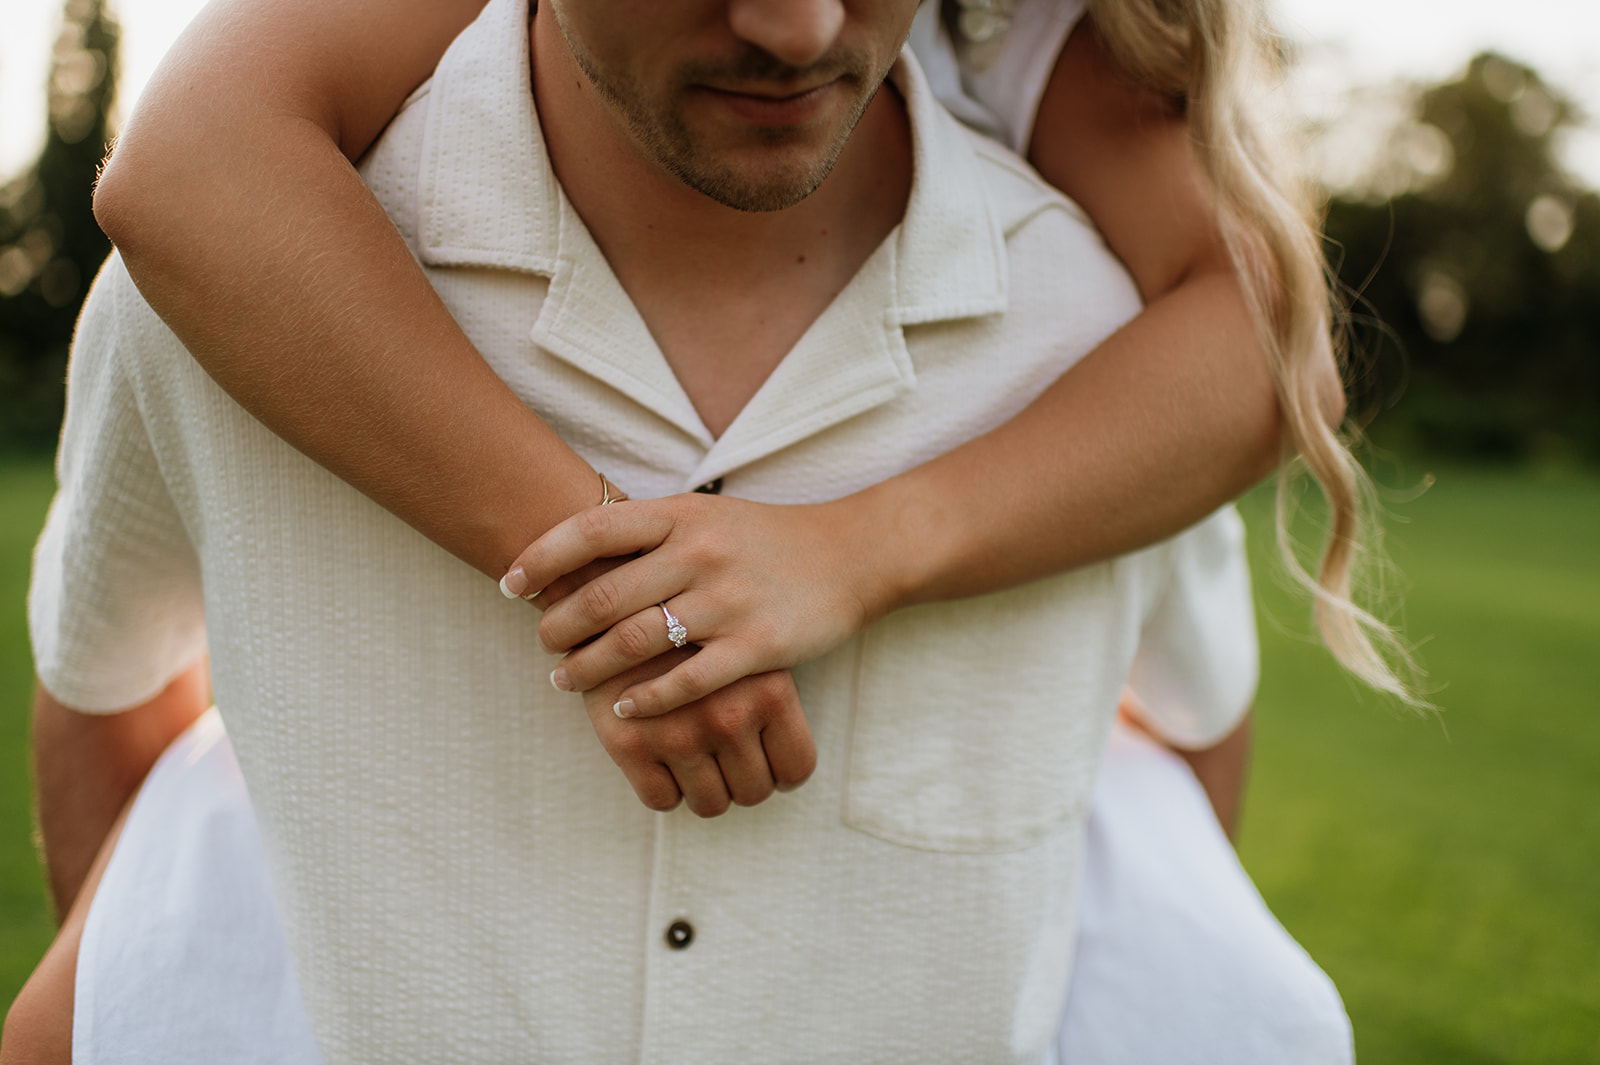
[[91, 138, 155, 255], [91, 118, 222, 277]]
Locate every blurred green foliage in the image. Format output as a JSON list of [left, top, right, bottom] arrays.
[[0, 0, 118, 452], [1328, 55, 1600, 466]]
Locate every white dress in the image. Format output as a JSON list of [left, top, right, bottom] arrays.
[[66, 2, 1352, 1062]]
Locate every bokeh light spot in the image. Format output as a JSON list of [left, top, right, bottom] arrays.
[[1525, 194, 1575, 252], [1417, 269, 1469, 342]]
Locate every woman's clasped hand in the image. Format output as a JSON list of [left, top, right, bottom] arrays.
[[507, 491, 907, 817], [513, 491, 893, 716]]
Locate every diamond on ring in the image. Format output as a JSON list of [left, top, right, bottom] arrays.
[[660, 604, 689, 649]]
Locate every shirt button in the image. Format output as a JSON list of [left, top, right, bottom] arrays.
[[693, 478, 723, 495], [665, 920, 695, 950]]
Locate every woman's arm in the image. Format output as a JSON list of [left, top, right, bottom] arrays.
[[97, 0, 1323, 594], [509, 14, 1342, 716], [92, 0, 604, 575], [95, 1, 1326, 789], [883, 13, 1343, 605], [93, 0, 818, 818]]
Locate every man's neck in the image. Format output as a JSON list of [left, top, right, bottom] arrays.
[[529, 8, 913, 438]]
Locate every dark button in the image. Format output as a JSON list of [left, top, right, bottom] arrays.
[[665, 920, 695, 950], [693, 478, 724, 495]]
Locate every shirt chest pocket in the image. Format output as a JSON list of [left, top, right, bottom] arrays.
[[842, 567, 1127, 853]]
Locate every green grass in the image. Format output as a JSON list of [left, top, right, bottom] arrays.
[[1238, 466, 1600, 1064], [1, 457, 1597, 1061], [0, 457, 58, 1011]]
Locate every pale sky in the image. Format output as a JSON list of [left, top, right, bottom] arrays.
[[3, 0, 1600, 184]]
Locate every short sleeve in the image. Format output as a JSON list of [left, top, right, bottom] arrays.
[[28, 258, 207, 713], [1127, 506, 1259, 749]]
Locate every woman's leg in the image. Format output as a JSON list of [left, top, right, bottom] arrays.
[[5, 710, 319, 1065], [1, 800, 131, 1065]]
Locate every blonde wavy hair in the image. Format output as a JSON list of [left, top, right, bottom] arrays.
[[1083, 0, 1422, 704]]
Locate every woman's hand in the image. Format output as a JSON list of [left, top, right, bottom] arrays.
[[503, 493, 899, 719]]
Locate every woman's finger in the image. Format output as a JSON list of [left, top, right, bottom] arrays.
[[500, 500, 675, 601], [537, 554, 695, 653], [525, 557, 622, 612], [552, 595, 718, 695], [607, 639, 762, 719]]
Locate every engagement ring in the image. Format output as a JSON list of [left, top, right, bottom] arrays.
[[660, 604, 689, 649]]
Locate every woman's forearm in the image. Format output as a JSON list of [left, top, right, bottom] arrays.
[[517, 263, 1286, 718], [859, 268, 1278, 614], [94, 0, 597, 575], [96, 0, 1299, 598], [857, 12, 1340, 614], [102, 115, 597, 574]]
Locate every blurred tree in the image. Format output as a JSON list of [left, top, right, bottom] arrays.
[[0, 0, 119, 451], [1327, 54, 1600, 464]]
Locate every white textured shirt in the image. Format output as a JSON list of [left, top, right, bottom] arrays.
[[31, 0, 1255, 1060]]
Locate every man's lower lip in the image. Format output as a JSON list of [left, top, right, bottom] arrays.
[[700, 83, 836, 125]]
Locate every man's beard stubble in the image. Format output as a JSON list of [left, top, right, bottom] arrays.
[[562, 33, 885, 213]]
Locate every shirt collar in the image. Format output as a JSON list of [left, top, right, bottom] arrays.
[[415, 0, 1008, 473], [415, 0, 560, 275], [415, 0, 1007, 321]]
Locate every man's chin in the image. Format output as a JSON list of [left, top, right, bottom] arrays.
[[674, 163, 835, 212], [662, 128, 859, 212]]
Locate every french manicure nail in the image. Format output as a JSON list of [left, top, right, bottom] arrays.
[[500, 567, 528, 598], [550, 667, 573, 693], [613, 698, 637, 719]]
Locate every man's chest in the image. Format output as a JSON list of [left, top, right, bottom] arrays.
[[636, 279, 832, 441]]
